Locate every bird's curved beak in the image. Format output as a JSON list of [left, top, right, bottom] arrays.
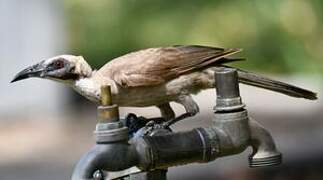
[[11, 61, 46, 83]]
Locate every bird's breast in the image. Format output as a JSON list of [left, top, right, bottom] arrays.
[[73, 78, 101, 102], [113, 71, 212, 106], [72, 69, 215, 107]]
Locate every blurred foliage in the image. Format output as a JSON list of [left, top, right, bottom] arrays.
[[63, 0, 323, 74]]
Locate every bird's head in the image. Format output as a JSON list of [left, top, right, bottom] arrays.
[[11, 55, 92, 84]]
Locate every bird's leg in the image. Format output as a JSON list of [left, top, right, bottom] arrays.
[[132, 103, 174, 129], [134, 103, 174, 132], [124, 113, 147, 136], [162, 112, 192, 127], [163, 95, 200, 127], [124, 107, 169, 137], [176, 95, 200, 116], [125, 98, 199, 135], [132, 99, 196, 135], [157, 103, 176, 121]]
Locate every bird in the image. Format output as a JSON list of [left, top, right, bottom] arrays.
[[11, 45, 317, 121]]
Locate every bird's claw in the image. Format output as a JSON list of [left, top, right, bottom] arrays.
[[145, 120, 156, 127], [144, 122, 159, 136], [124, 113, 148, 136], [125, 114, 170, 137], [125, 113, 192, 137], [143, 112, 193, 136], [162, 112, 192, 128]]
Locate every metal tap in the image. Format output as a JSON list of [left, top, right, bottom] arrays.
[[94, 85, 128, 143], [71, 85, 135, 180], [71, 68, 282, 180]]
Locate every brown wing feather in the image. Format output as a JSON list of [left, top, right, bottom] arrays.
[[98, 45, 242, 87]]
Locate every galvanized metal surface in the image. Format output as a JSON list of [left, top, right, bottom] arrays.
[[71, 68, 282, 180], [248, 118, 282, 167], [94, 85, 129, 143], [214, 68, 245, 111], [129, 169, 167, 180]]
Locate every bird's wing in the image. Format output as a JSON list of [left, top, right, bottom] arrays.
[[98, 45, 242, 87]]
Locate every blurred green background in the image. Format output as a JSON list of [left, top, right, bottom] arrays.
[[64, 0, 323, 74], [1, 1, 323, 180]]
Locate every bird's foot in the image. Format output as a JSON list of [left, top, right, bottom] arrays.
[[124, 113, 148, 136], [143, 112, 194, 135], [124, 112, 193, 137], [124, 113, 169, 137], [142, 120, 170, 136]]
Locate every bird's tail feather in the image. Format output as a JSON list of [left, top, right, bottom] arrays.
[[237, 69, 317, 100]]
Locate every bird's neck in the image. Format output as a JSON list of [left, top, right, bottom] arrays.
[[71, 72, 118, 103], [72, 75, 101, 103]]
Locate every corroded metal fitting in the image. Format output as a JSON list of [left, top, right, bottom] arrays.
[[214, 68, 245, 112], [97, 105, 120, 122], [98, 85, 119, 123], [95, 126, 128, 143], [94, 85, 128, 143]]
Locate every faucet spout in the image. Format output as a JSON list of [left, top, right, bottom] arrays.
[[71, 143, 137, 180], [248, 118, 282, 167]]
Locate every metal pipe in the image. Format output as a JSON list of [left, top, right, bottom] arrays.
[[214, 68, 245, 111], [71, 114, 252, 180], [211, 110, 250, 156], [71, 144, 137, 180], [216, 67, 240, 99], [71, 68, 282, 180], [101, 85, 112, 106], [71, 85, 132, 180], [98, 85, 119, 123], [131, 112, 250, 170], [132, 128, 217, 170]]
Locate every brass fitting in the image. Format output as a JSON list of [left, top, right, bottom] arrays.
[[95, 85, 128, 143], [97, 85, 119, 123]]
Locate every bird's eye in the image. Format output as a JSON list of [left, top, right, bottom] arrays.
[[54, 60, 65, 69]]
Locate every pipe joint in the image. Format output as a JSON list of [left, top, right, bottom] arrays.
[[212, 110, 250, 156], [71, 69, 282, 180]]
